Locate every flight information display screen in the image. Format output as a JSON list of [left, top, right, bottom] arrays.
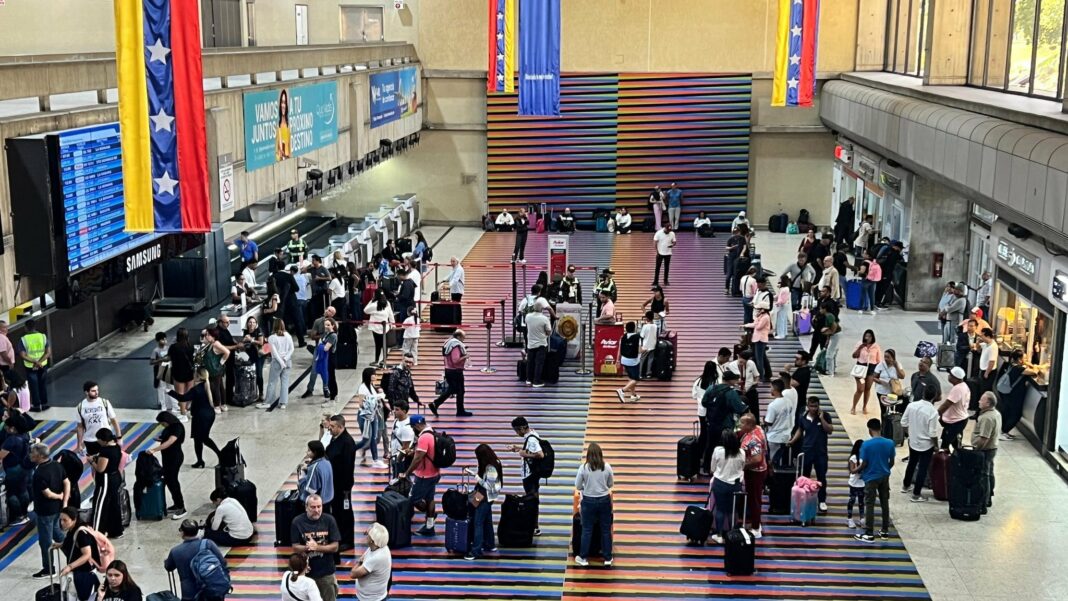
[[56, 123, 161, 273]]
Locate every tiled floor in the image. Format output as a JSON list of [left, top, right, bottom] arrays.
[[757, 231, 1068, 601]]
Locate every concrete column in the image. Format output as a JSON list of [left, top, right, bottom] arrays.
[[37, 95, 50, 112], [96, 89, 108, 105], [924, 0, 972, 85], [855, 0, 889, 71], [905, 177, 970, 310]]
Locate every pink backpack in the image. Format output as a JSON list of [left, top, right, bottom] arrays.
[[78, 526, 115, 573]]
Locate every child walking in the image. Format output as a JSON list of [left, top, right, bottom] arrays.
[[846, 439, 866, 529]]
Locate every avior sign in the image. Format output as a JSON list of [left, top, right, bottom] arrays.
[[996, 238, 1039, 284]]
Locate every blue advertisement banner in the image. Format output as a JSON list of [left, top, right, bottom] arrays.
[[243, 81, 338, 172], [519, 0, 561, 116], [370, 67, 419, 128]]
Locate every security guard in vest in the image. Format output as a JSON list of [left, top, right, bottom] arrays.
[[18, 319, 51, 411], [286, 229, 308, 264]]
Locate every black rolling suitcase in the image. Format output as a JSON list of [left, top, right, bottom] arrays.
[[676, 420, 701, 480], [274, 489, 304, 546], [228, 479, 259, 522], [653, 338, 675, 381], [679, 488, 713, 545], [542, 350, 563, 384], [430, 291, 462, 332], [767, 447, 795, 515], [571, 512, 603, 557], [336, 322, 358, 369], [517, 357, 528, 381], [949, 446, 986, 521], [376, 490, 413, 549], [724, 492, 756, 575], [498, 493, 538, 547]]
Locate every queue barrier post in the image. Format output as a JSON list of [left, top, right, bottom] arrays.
[[480, 321, 497, 374], [576, 321, 591, 375]]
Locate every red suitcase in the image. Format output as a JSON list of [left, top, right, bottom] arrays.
[[930, 449, 951, 501]]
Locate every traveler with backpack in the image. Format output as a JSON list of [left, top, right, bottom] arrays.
[[167, 370, 222, 469], [389, 399, 415, 479], [76, 381, 123, 456], [144, 411, 187, 520], [638, 312, 658, 379], [574, 442, 614, 567], [58, 507, 103, 600], [617, 321, 642, 403], [30, 442, 69, 579], [784, 254, 816, 311], [510, 416, 547, 537], [430, 330, 472, 417], [463, 444, 504, 561], [700, 372, 748, 475], [87, 428, 124, 538], [165, 519, 229, 601], [281, 553, 323, 601], [642, 286, 671, 334], [200, 329, 230, 414], [400, 415, 443, 536], [726, 349, 760, 417]]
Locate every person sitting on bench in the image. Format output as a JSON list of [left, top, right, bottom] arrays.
[[495, 209, 515, 232], [204, 487, 255, 546], [556, 208, 576, 233], [614, 208, 632, 234]]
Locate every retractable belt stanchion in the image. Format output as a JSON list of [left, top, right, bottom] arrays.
[[497, 298, 507, 347], [480, 321, 497, 373], [576, 322, 591, 375]]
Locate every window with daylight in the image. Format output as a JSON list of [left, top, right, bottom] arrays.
[[885, 0, 930, 76], [969, 0, 1067, 99]]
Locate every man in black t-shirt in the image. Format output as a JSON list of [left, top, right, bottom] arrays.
[[307, 255, 331, 322], [291, 494, 341, 601], [30, 443, 69, 578], [782, 351, 812, 423]]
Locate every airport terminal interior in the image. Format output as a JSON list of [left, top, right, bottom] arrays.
[[2, 1, 1068, 600]]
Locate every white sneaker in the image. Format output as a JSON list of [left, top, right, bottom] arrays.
[[575, 556, 588, 566], [750, 527, 762, 539], [709, 534, 724, 545], [998, 433, 1012, 441], [213, 407, 222, 415], [221, 405, 228, 412], [371, 460, 388, 469], [255, 402, 269, 409], [179, 414, 188, 423], [604, 559, 613, 567], [818, 502, 828, 512], [616, 389, 625, 402], [847, 518, 857, 529]]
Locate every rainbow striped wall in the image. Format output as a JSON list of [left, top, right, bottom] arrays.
[[487, 73, 752, 230]]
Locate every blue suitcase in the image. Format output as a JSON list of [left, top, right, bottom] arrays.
[[445, 516, 471, 554], [136, 479, 166, 521], [845, 280, 864, 310]]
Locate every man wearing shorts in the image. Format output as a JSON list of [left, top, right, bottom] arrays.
[[400, 415, 440, 536]]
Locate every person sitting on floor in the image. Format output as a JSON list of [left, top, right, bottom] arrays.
[[203, 487, 255, 546], [556, 208, 576, 233], [495, 209, 515, 232], [614, 208, 632, 234], [694, 211, 713, 237]]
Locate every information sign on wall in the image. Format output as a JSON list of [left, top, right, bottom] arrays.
[[369, 67, 418, 127]]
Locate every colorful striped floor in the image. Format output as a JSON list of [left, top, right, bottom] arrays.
[[225, 231, 929, 600], [0, 420, 161, 570]]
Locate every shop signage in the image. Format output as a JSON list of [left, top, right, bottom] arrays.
[[880, 171, 903, 195], [855, 156, 877, 181], [997, 238, 1040, 284]]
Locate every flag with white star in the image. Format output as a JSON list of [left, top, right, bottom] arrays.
[[487, 0, 517, 93], [772, 0, 820, 107], [114, 0, 211, 232]]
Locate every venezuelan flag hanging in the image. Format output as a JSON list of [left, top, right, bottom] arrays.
[[114, 0, 211, 233], [771, 0, 820, 107], [487, 0, 517, 93]]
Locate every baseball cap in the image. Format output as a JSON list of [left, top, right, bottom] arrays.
[[601, 268, 615, 276], [409, 414, 426, 426], [950, 366, 966, 379]]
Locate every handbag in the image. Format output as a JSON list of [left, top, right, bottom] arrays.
[[850, 363, 869, 379], [435, 378, 449, 396], [890, 378, 904, 396], [996, 369, 1021, 395]]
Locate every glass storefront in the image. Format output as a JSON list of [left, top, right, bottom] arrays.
[[991, 279, 1056, 386]]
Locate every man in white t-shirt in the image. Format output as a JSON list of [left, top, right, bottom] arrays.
[[978, 327, 998, 392], [652, 223, 677, 288], [638, 311, 659, 379], [900, 389, 940, 501], [389, 400, 415, 479], [510, 416, 544, 536], [75, 381, 121, 455], [350, 523, 392, 601], [764, 379, 797, 462]]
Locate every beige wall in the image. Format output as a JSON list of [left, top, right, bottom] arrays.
[[748, 132, 836, 229]]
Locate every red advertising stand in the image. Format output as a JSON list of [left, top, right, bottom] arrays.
[[547, 234, 569, 281], [593, 322, 625, 377]]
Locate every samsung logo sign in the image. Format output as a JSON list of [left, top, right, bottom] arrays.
[[126, 244, 162, 273]]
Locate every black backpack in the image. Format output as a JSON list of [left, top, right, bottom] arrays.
[[134, 451, 163, 485], [385, 366, 413, 404], [423, 430, 456, 468], [798, 209, 811, 225], [528, 434, 555, 480], [55, 449, 85, 483]]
